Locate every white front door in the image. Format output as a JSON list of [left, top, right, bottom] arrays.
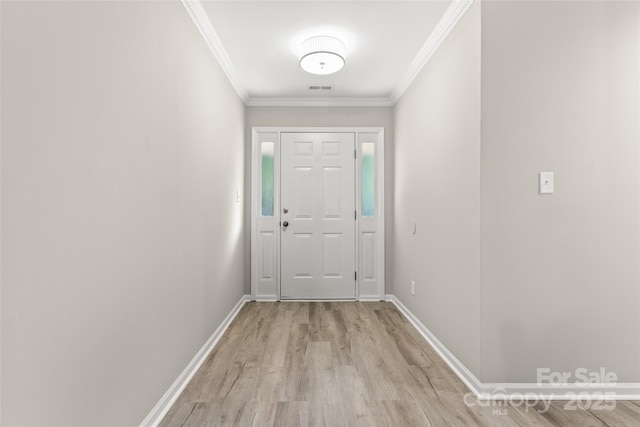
[[280, 133, 356, 299]]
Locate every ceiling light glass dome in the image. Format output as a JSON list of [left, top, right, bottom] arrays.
[[299, 36, 346, 75]]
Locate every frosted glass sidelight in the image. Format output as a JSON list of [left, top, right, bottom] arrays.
[[261, 142, 274, 216], [361, 142, 375, 217]]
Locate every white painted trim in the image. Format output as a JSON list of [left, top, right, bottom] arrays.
[[387, 295, 483, 396], [253, 297, 278, 302], [182, 0, 474, 107], [477, 383, 640, 401], [356, 131, 385, 299], [250, 134, 259, 301], [388, 295, 640, 400], [140, 295, 250, 427], [0, 1, 3, 419], [254, 127, 384, 134], [251, 128, 385, 301], [277, 299, 357, 303], [246, 97, 394, 107], [251, 130, 280, 300], [358, 296, 386, 302], [374, 133, 385, 299], [390, 0, 474, 104], [181, 0, 249, 103]]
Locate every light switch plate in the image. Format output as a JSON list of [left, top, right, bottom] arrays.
[[539, 172, 554, 194]]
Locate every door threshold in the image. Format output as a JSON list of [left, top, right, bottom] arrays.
[[278, 298, 358, 302]]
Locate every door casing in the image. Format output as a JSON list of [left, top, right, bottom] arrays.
[[251, 127, 385, 301]]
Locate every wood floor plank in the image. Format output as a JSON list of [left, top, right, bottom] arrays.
[[181, 400, 258, 427], [218, 363, 259, 401], [506, 401, 558, 426], [160, 302, 639, 427], [588, 400, 640, 426], [308, 302, 330, 342], [403, 365, 439, 401], [349, 333, 403, 401], [273, 401, 309, 427], [324, 307, 352, 366], [374, 306, 434, 368], [158, 401, 196, 427], [531, 401, 607, 426], [178, 402, 211, 427], [333, 365, 369, 411], [288, 301, 310, 324], [418, 362, 470, 396], [284, 322, 309, 401], [259, 309, 292, 368], [297, 341, 334, 404]]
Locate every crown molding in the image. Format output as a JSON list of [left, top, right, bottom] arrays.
[[181, 0, 249, 103], [183, 0, 473, 107], [390, 0, 474, 104], [245, 97, 394, 107]]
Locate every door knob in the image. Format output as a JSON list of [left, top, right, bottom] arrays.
[[283, 208, 289, 213], [282, 221, 289, 227]]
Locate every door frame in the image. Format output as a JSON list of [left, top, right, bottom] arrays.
[[251, 127, 385, 301]]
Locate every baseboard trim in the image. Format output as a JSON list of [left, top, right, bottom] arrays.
[[255, 297, 383, 302], [358, 296, 386, 302], [140, 294, 250, 427], [387, 295, 483, 396], [253, 296, 278, 302], [387, 295, 640, 400], [477, 383, 640, 400]]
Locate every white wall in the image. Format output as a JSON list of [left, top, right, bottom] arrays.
[[480, 0, 640, 383], [245, 106, 394, 294], [393, 3, 482, 376], [1, 1, 245, 425], [393, 0, 640, 386]]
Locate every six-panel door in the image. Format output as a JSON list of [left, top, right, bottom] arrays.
[[280, 133, 356, 299]]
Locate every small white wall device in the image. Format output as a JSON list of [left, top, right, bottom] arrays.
[[539, 172, 554, 194]]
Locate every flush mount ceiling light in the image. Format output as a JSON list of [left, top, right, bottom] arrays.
[[299, 36, 346, 75]]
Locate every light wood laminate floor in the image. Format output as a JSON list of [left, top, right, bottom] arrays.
[[160, 302, 640, 426]]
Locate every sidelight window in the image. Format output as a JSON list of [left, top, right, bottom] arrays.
[[361, 142, 375, 217], [261, 142, 274, 216]]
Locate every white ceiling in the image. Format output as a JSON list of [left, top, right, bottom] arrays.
[[188, 0, 465, 106]]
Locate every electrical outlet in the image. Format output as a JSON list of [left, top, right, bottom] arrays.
[[411, 281, 416, 296]]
